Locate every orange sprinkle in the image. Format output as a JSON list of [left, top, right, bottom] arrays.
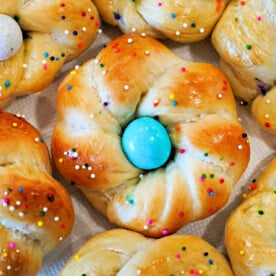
[[175, 125, 181, 131], [216, 0, 222, 12]]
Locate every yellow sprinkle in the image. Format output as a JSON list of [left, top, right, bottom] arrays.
[[12, 122, 18, 127], [74, 254, 80, 260], [199, 269, 204, 274], [37, 221, 43, 227], [242, 193, 248, 199], [58, 158, 64, 163], [239, 250, 245, 256], [70, 70, 77, 76], [169, 93, 175, 100], [3, 253, 8, 257]]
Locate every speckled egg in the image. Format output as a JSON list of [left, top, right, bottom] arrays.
[[122, 117, 172, 170], [0, 14, 23, 61]]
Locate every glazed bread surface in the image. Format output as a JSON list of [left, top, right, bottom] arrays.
[[0, 111, 74, 276], [60, 228, 234, 276], [51, 33, 250, 238], [225, 157, 276, 276], [93, 0, 230, 42], [0, 0, 100, 108], [212, 0, 276, 133]]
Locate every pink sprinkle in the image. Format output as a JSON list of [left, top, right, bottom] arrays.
[[9, 242, 16, 249], [200, 176, 205, 182], [3, 198, 9, 204], [178, 211, 185, 218], [158, 2, 162, 6], [42, 65, 48, 70], [147, 219, 153, 225], [176, 253, 181, 258], [162, 228, 169, 235], [209, 208, 215, 214], [257, 16, 261, 21], [181, 67, 186, 72]]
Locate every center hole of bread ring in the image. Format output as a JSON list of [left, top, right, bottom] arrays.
[[121, 117, 172, 170]]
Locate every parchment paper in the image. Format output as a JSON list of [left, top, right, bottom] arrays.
[[6, 23, 276, 276]]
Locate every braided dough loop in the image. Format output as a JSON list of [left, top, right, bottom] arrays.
[[93, 0, 230, 42], [60, 228, 234, 275], [224, 157, 276, 276], [51, 33, 250, 237], [0, 0, 100, 108], [0, 111, 74, 276], [212, 0, 276, 134]]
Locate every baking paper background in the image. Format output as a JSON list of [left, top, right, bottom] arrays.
[[6, 23, 276, 275]]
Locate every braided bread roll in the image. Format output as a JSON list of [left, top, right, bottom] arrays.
[[0, 111, 74, 276], [93, 0, 229, 42], [51, 33, 250, 238], [212, 0, 276, 134], [0, 0, 100, 108], [60, 228, 234, 275], [225, 157, 276, 276]]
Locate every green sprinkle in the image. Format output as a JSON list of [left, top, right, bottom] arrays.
[[246, 45, 252, 50], [191, 23, 196, 28], [258, 210, 264, 215]]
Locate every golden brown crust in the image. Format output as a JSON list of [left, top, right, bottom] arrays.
[[93, 0, 230, 42], [224, 157, 276, 276], [52, 33, 250, 237], [0, 111, 74, 275], [60, 229, 234, 275], [0, 0, 100, 107], [251, 86, 276, 134], [212, 0, 276, 133]]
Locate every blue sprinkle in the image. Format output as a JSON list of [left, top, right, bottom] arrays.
[[18, 187, 24, 193], [43, 52, 49, 57], [72, 30, 78, 36], [40, 137, 45, 143], [66, 85, 72, 90], [209, 259, 214, 265], [113, 12, 121, 20], [171, 13, 176, 19], [4, 81, 10, 88], [171, 100, 177, 106]]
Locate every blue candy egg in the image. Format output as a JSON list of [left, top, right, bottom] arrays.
[[122, 117, 172, 170]]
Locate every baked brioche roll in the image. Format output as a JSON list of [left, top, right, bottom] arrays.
[[212, 0, 276, 134], [51, 33, 250, 238], [224, 157, 276, 276], [60, 228, 234, 275], [0, 0, 100, 108], [93, 0, 229, 43], [0, 111, 74, 276]]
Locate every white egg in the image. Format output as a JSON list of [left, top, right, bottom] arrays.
[[0, 14, 23, 61]]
